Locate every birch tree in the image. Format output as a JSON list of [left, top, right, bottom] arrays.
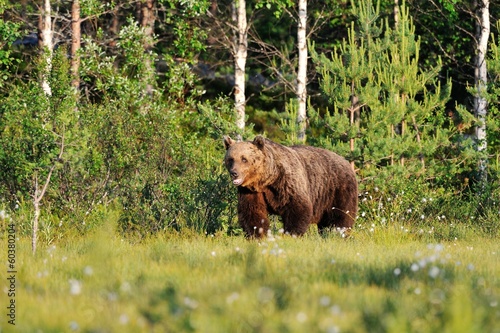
[[473, 0, 490, 188], [71, 0, 81, 90], [393, 0, 399, 26], [296, 0, 307, 142], [39, 0, 53, 96], [204, 0, 250, 137], [252, 0, 312, 143], [233, 0, 248, 135], [137, 0, 156, 97]]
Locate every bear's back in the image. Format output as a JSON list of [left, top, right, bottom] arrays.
[[290, 145, 352, 173]]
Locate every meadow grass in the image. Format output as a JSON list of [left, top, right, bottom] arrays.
[[1, 213, 499, 333]]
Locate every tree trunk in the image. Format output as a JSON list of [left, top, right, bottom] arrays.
[[32, 135, 64, 254], [38, 0, 53, 96], [411, 115, 425, 171], [348, 84, 362, 171], [393, 0, 399, 27], [474, 0, 490, 188], [138, 0, 155, 98], [32, 174, 40, 255], [232, 0, 247, 135], [110, 4, 120, 48], [296, 0, 307, 142], [71, 0, 81, 91], [139, 0, 155, 41]]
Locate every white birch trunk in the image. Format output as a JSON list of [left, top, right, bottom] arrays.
[[296, 0, 307, 142], [233, 0, 247, 134], [71, 0, 81, 90], [140, 0, 155, 97], [393, 0, 399, 27], [474, 0, 490, 184], [39, 0, 53, 96]]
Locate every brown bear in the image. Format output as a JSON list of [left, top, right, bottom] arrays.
[[223, 135, 358, 238]]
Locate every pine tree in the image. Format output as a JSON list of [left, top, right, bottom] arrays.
[[486, 21, 500, 182], [310, 0, 457, 185]]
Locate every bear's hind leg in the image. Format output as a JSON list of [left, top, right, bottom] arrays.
[[282, 201, 313, 236], [318, 210, 353, 238]]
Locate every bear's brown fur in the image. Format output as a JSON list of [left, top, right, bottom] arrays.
[[224, 135, 358, 238]]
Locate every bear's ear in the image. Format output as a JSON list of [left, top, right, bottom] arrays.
[[253, 135, 266, 150], [223, 136, 235, 150]]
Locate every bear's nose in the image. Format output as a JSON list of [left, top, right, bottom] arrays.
[[230, 171, 238, 178]]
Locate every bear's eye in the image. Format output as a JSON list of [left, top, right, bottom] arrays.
[[241, 157, 248, 163]]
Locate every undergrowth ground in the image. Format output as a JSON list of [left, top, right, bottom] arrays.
[[1, 210, 499, 333]]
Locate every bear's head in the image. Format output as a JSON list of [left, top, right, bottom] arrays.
[[223, 135, 267, 189]]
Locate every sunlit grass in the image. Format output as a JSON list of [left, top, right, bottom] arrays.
[[1, 211, 499, 332]]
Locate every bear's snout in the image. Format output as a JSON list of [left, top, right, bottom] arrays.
[[229, 170, 244, 186]]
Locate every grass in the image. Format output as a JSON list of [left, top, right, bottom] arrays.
[[1, 211, 499, 333]]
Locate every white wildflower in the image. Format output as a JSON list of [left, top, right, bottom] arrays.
[[69, 321, 79, 331], [226, 292, 240, 304], [428, 266, 440, 279], [119, 314, 129, 325], [83, 266, 93, 276], [296, 312, 307, 323], [184, 297, 199, 309], [319, 296, 331, 307], [69, 279, 82, 295]]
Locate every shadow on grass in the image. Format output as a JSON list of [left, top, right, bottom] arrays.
[[321, 259, 458, 290]]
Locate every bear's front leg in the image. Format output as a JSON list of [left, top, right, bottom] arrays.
[[282, 200, 313, 236], [238, 188, 270, 238]]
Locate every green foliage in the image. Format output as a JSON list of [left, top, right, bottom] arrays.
[[161, 0, 209, 59], [309, 0, 478, 192], [487, 21, 500, 159], [255, 0, 294, 18], [357, 174, 500, 240], [80, 0, 109, 17], [0, 48, 83, 207], [0, 18, 242, 240], [78, 20, 242, 238], [0, 2, 20, 88], [407, 0, 476, 72], [279, 100, 303, 145]]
